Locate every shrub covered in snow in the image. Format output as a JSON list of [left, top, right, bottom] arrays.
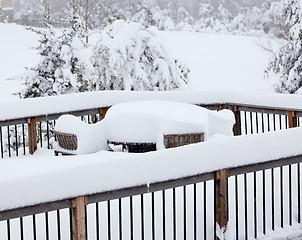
[[91, 20, 189, 91], [265, 0, 302, 94]]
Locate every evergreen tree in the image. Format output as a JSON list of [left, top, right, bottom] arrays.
[[265, 0, 302, 94], [19, 0, 90, 98], [19, 26, 63, 98], [0, 6, 3, 22], [91, 20, 189, 91]]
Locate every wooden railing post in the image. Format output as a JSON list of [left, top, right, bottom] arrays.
[[27, 117, 38, 155], [98, 107, 109, 121], [215, 169, 230, 239], [231, 105, 242, 136], [218, 104, 228, 111], [71, 196, 87, 240], [286, 110, 297, 128]]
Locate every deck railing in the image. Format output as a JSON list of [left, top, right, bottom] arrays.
[[0, 102, 300, 158], [1, 91, 302, 239]]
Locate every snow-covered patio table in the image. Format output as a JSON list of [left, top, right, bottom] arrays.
[[54, 101, 235, 154]]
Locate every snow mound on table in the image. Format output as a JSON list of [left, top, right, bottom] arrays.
[[54, 115, 109, 155], [104, 101, 235, 149], [54, 101, 235, 153]]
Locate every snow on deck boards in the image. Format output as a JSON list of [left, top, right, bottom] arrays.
[[1, 90, 302, 122], [0, 127, 302, 212]]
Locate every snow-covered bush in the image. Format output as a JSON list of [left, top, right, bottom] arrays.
[[18, 0, 91, 98], [265, 0, 302, 94], [91, 20, 189, 91], [0, 6, 3, 22]]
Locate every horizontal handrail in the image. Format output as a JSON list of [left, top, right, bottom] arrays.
[[1, 90, 302, 124]]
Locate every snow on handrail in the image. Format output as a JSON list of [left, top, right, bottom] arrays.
[[1, 90, 302, 122]]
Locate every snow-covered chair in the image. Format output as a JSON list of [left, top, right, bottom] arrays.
[[54, 115, 108, 155]]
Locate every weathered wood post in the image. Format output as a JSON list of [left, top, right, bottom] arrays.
[[218, 104, 228, 111], [231, 105, 242, 136], [215, 169, 230, 239], [27, 117, 38, 155], [98, 107, 109, 121], [286, 110, 297, 129], [71, 196, 87, 240]]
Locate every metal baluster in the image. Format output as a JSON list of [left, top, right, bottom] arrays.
[[261, 113, 265, 133], [271, 168, 275, 230], [45, 212, 49, 240], [281, 167, 284, 228], [298, 163, 301, 224], [57, 210, 61, 240], [152, 192, 155, 240], [173, 188, 176, 240], [214, 180, 216, 240], [39, 122, 43, 148], [250, 112, 254, 134], [267, 114, 271, 132], [20, 217, 24, 240], [244, 112, 248, 135], [108, 200, 111, 240], [69, 207, 73, 240], [141, 194, 144, 240], [14, 125, 18, 156], [130, 197, 134, 240], [7, 126, 11, 157], [119, 198, 123, 240], [254, 172, 257, 239], [162, 190, 166, 240], [245, 173, 248, 240], [289, 165, 292, 226], [256, 113, 259, 133], [204, 182, 207, 240], [33, 214, 37, 240], [7, 219, 10, 240], [85, 205, 88, 240], [194, 184, 197, 240], [22, 124, 26, 155], [96, 202, 100, 240], [183, 185, 187, 240], [47, 121, 50, 149], [0, 127, 3, 158], [263, 170, 266, 235]]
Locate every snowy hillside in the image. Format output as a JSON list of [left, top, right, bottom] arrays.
[[0, 23, 276, 102]]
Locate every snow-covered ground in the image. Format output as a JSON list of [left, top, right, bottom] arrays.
[[0, 23, 276, 103]]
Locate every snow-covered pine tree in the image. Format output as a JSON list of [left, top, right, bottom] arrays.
[[213, 1, 232, 33], [265, 0, 302, 94], [52, 0, 91, 94], [91, 20, 189, 91], [18, 0, 64, 98], [0, 6, 3, 22], [19, 0, 91, 98], [18, 26, 63, 98], [195, 0, 214, 31]]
